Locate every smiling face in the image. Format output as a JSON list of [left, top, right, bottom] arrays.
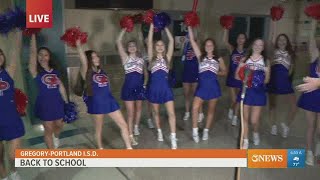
[[252, 39, 264, 54], [155, 40, 165, 54], [0, 49, 5, 68], [37, 49, 51, 68], [237, 34, 246, 46], [91, 52, 100, 67], [127, 41, 137, 54], [204, 40, 215, 54], [277, 35, 288, 50]]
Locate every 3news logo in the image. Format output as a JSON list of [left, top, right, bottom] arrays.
[[26, 0, 52, 28], [248, 149, 305, 168]]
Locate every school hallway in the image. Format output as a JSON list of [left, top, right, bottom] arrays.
[[15, 85, 320, 180]]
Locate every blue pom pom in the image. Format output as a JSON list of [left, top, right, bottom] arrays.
[[11, 7, 26, 29], [63, 102, 78, 123], [252, 70, 265, 88], [0, 14, 12, 35], [153, 12, 171, 31]]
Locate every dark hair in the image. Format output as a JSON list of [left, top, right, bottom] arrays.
[[275, 33, 295, 60], [0, 49, 6, 70], [244, 38, 268, 65], [200, 38, 219, 61], [235, 33, 248, 49], [37, 47, 56, 73], [85, 50, 100, 96]]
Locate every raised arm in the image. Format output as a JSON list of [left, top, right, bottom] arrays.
[[309, 20, 319, 62], [147, 23, 154, 61], [188, 26, 201, 60], [7, 30, 22, 79], [28, 34, 38, 78], [165, 27, 174, 62], [116, 29, 129, 64], [223, 29, 234, 53], [76, 40, 88, 79], [217, 57, 227, 76]]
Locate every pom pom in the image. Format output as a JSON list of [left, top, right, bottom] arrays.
[[60, 27, 88, 47], [63, 102, 78, 123], [120, 16, 134, 32], [7, 7, 26, 30], [270, 6, 284, 21], [305, 3, 320, 20], [238, 66, 253, 88], [220, 15, 234, 30], [22, 28, 41, 36], [0, 14, 12, 35], [252, 70, 265, 88], [14, 88, 28, 116], [153, 12, 171, 31], [143, 9, 155, 24], [184, 11, 200, 27], [132, 13, 143, 24]]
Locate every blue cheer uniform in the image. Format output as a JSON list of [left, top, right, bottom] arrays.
[[267, 49, 294, 94], [121, 56, 145, 101], [182, 41, 199, 83], [147, 58, 174, 104], [194, 57, 222, 100], [34, 69, 64, 121], [237, 57, 267, 106], [297, 59, 320, 112], [226, 49, 245, 88], [85, 70, 120, 114], [0, 69, 25, 141]]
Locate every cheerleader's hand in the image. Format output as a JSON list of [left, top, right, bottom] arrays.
[[76, 39, 81, 47], [296, 77, 320, 93], [238, 62, 246, 68]]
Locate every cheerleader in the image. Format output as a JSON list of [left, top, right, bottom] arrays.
[[296, 20, 320, 166], [75, 40, 132, 149], [188, 26, 227, 142], [223, 29, 247, 126], [181, 34, 204, 123], [235, 39, 271, 149], [268, 22, 297, 138], [28, 34, 68, 149], [147, 23, 177, 149], [116, 29, 145, 145], [0, 31, 23, 180]]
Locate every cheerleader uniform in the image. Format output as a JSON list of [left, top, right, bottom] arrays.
[[0, 69, 25, 141], [35, 69, 64, 121], [85, 70, 120, 114], [194, 57, 221, 100], [267, 49, 294, 94], [237, 57, 267, 106], [297, 59, 320, 112], [121, 56, 145, 101], [147, 58, 174, 104], [182, 41, 199, 83], [226, 49, 245, 88]]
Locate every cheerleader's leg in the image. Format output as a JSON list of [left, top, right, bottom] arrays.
[[0, 142, 7, 178], [108, 110, 132, 149]]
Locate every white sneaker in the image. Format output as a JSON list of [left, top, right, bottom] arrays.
[[170, 135, 178, 149], [202, 129, 209, 141], [9, 171, 21, 180], [157, 130, 164, 142], [306, 150, 314, 166], [242, 139, 249, 149], [193, 133, 200, 143], [228, 109, 233, 120], [315, 142, 320, 156], [198, 113, 204, 123], [231, 116, 238, 126], [183, 112, 190, 121], [271, 125, 278, 136], [147, 119, 155, 129], [134, 125, 140, 136], [130, 135, 138, 146], [280, 123, 289, 138], [253, 132, 260, 146], [52, 134, 60, 149]]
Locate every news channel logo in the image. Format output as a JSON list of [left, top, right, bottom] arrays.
[[287, 149, 305, 168]]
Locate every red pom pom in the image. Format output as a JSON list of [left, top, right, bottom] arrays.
[[143, 9, 155, 24], [60, 27, 88, 47], [22, 28, 41, 36], [132, 13, 143, 24], [184, 11, 200, 27], [305, 3, 320, 20], [120, 16, 134, 32], [14, 88, 28, 116], [238, 66, 253, 88], [270, 6, 285, 21], [220, 15, 234, 30]]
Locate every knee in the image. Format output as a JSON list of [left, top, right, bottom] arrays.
[[44, 126, 54, 135], [167, 111, 176, 119]]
